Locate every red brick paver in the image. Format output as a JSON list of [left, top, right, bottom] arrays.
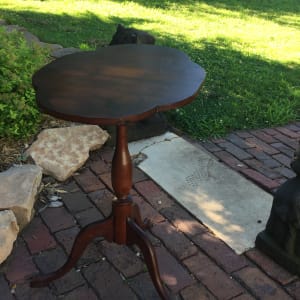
[[83, 260, 138, 300], [135, 180, 174, 210], [128, 272, 161, 299], [202, 124, 300, 192], [63, 284, 98, 300], [151, 221, 198, 260], [5, 240, 38, 284], [240, 168, 280, 190], [0, 275, 14, 300], [22, 216, 57, 254], [74, 168, 105, 193], [155, 246, 195, 293], [40, 206, 75, 233], [1, 123, 300, 299], [98, 240, 144, 278], [191, 232, 248, 273], [183, 251, 244, 299], [62, 190, 94, 213], [180, 282, 216, 300], [245, 248, 297, 285], [234, 267, 293, 299]]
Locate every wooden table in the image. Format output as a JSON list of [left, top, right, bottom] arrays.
[[30, 44, 206, 299]]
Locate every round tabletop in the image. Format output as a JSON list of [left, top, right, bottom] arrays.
[[33, 44, 206, 125]]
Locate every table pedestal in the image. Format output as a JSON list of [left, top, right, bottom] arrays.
[[30, 124, 169, 300]]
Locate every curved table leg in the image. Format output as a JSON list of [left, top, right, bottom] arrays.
[[30, 217, 114, 287], [131, 202, 152, 230], [127, 218, 170, 300]]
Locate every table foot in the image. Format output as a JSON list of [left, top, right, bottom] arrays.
[[31, 200, 169, 299], [127, 218, 170, 300], [30, 217, 114, 288]]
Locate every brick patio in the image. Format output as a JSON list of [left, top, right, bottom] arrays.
[[1, 123, 300, 299]]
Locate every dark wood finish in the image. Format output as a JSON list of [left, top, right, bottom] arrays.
[[111, 124, 132, 199], [30, 45, 206, 299], [33, 44, 205, 125], [127, 218, 169, 300], [30, 217, 114, 288]]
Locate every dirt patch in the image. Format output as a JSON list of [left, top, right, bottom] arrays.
[[0, 138, 27, 172], [0, 115, 72, 172]]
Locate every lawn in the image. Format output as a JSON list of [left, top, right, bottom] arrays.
[[0, 0, 299, 139]]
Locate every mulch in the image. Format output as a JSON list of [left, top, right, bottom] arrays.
[[0, 115, 72, 172]]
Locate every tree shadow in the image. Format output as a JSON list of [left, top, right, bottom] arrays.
[[108, 0, 299, 29], [201, 0, 299, 16], [0, 8, 149, 48], [203, 0, 300, 29], [156, 33, 300, 137], [108, 0, 299, 15]]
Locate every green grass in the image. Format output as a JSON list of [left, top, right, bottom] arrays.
[[0, 0, 299, 139]]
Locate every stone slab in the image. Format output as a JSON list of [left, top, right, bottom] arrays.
[[129, 133, 273, 254], [38, 42, 63, 51], [0, 210, 19, 264], [0, 165, 42, 229], [26, 125, 109, 181]]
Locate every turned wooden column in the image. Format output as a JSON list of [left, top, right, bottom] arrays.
[[111, 124, 132, 199], [111, 124, 133, 244]]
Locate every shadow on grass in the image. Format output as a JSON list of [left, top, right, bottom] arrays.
[[159, 34, 300, 137], [0, 8, 149, 48], [0, 7, 299, 138], [200, 0, 299, 16], [108, 0, 299, 14], [109, 0, 299, 29]]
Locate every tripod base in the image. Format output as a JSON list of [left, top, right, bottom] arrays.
[[30, 199, 169, 300]]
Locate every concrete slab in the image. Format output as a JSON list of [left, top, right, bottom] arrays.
[[129, 132, 179, 156], [129, 133, 273, 254]]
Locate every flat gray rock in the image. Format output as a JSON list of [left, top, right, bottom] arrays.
[[0, 210, 19, 264], [22, 30, 40, 43], [51, 47, 81, 58], [26, 125, 109, 181], [129, 132, 273, 254], [2, 24, 63, 51], [38, 41, 63, 51], [2, 24, 26, 33], [2, 24, 40, 43], [0, 165, 42, 229]]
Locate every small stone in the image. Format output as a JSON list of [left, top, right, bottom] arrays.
[[0, 165, 42, 229], [26, 125, 109, 181], [0, 210, 19, 264], [55, 189, 68, 194], [48, 201, 63, 208], [47, 195, 62, 201]]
